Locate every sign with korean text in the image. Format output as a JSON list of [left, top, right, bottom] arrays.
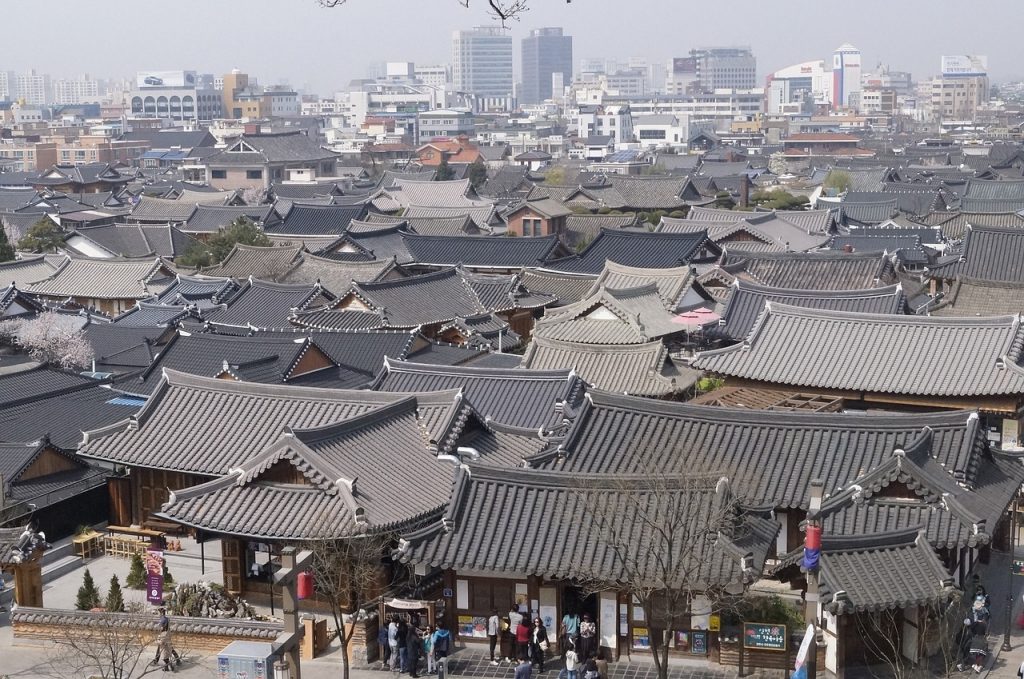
[[145, 546, 164, 604], [743, 622, 787, 651]]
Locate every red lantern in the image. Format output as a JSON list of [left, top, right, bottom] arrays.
[[805, 525, 822, 550], [297, 571, 314, 600]]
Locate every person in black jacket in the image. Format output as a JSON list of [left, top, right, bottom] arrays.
[[530, 617, 549, 672], [406, 619, 422, 677]]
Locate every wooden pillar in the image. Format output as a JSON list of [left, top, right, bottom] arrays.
[[13, 560, 43, 607]]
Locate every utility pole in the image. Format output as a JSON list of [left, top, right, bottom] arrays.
[[803, 479, 824, 679]]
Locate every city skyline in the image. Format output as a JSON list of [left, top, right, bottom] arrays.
[[1, 0, 1020, 97]]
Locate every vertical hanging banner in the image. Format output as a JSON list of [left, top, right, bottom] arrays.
[[145, 545, 165, 604]]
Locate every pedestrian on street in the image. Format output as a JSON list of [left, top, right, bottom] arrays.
[[406, 618, 422, 678], [423, 626, 436, 675], [969, 626, 988, 674], [431, 622, 452, 676], [578, 614, 596, 661], [388, 615, 401, 671], [488, 609, 501, 665], [516, 612, 532, 666], [379, 621, 392, 669], [560, 609, 580, 656], [398, 617, 410, 673], [515, 655, 533, 679], [508, 605, 524, 663], [559, 640, 579, 679], [150, 608, 181, 672], [530, 617, 550, 672]]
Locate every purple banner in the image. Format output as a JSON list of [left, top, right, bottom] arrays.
[[145, 546, 164, 604]]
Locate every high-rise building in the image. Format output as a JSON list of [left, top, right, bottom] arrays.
[[53, 75, 101, 104], [452, 26, 513, 98], [16, 70, 51, 105], [930, 55, 989, 121], [520, 27, 573, 106], [692, 47, 756, 91], [832, 43, 862, 110], [0, 71, 15, 101]]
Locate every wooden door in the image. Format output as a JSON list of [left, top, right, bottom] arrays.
[[223, 538, 243, 594], [108, 476, 132, 527]]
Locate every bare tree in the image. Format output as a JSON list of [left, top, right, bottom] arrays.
[[0, 311, 94, 369], [854, 594, 964, 679], [43, 607, 154, 679], [571, 473, 756, 679], [317, 0, 572, 25], [303, 532, 399, 679]]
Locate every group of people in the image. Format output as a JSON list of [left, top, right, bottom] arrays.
[[479, 606, 602, 678], [956, 587, 992, 674], [381, 614, 452, 677]]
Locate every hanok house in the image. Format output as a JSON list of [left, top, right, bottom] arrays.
[[201, 130, 340, 191], [771, 439, 1023, 676], [395, 466, 779, 661], [25, 255, 177, 316], [691, 304, 1024, 447], [0, 438, 108, 535], [504, 198, 572, 238]]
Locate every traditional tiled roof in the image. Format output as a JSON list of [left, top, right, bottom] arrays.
[[183, 204, 280, 234], [716, 280, 907, 341], [365, 213, 482, 236], [370, 358, 584, 429], [545, 229, 720, 274], [534, 390, 988, 499], [837, 197, 899, 226], [265, 204, 367, 236], [127, 196, 200, 223], [0, 255, 66, 289], [205, 132, 337, 166], [397, 466, 778, 589], [401, 204, 496, 228], [0, 372, 143, 448], [535, 285, 694, 344], [65, 223, 196, 258], [437, 313, 521, 351], [386, 178, 474, 206], [721, 250, 895, 290], [521, 336, 695, 396], [0, 439, 103, 510], [927, 225, 1024, 283], [337, 268, 485, 326], [562, 213, 638, 248], [158, 397, 461, 539], [461, 270, 555, 312], [0, 284, 44, 318], [583, 261, 703, 311], [402, 233, 559, 269], [27, 256, 173, 300], [659, 214, 830, 253], [156, 275, 239, 306], [964, 178, 1024, 201], [931, 276, 1024, 316], [279, 253, 396, 295], [10, 608, 283, 639], [602, 175, 688, 209], [110, 301, 204, 328], [79, 369, 456, 475], [204, 279, 332, 328], [519, 269, 596, 306], [694, 304, 1024, 398], [200, 244, 304, 280]]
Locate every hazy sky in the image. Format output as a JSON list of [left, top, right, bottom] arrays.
[[3, 0, 1020, 95]]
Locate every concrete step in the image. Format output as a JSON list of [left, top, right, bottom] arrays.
[[41, 554, 82, 583], [40, 539, 75, 568]]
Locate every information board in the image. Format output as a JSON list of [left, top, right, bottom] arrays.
[[743, 622, 787, 651]]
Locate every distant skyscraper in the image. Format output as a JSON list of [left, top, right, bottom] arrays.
[[832, 43, 862, 110], [521, 27, 572, 105], [452, 26, 513, 98], [0, 71, 15, 101], [692, 47, 756, 91], [53, 75, 101, 104]]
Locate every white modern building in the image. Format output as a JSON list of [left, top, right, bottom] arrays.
[[417, 107, 474, 144], [766, 60, 832, 115], [832, 43, 862, 110], [15, 70, 50, 105], [53, 76, 101, 105], [575, 104, 634, 145], [633, 114, 689, 149]]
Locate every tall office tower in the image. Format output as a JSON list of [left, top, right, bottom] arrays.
[[452, 26, 513, 97], [832, 43, 862, 110], [520, 27, 572, 105], [16, 70, 51, 105], [692, 47, 757, 91]]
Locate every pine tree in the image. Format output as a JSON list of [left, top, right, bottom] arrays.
[[0, 225, 14, 262], [163, 561, 174, 587], [126, 552, 146, 589], [105, 574, 125, 612], [76, 568, 102, 610]]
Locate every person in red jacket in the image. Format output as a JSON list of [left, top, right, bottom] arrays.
[[516, 612, 532, 662]]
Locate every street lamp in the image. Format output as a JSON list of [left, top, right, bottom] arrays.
[[1003, 492, 1018, 652]]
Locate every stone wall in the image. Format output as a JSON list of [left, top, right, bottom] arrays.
[[12, 607, 284, 653]]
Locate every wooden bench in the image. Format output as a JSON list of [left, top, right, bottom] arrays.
[[72, 531, 103, 560]]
